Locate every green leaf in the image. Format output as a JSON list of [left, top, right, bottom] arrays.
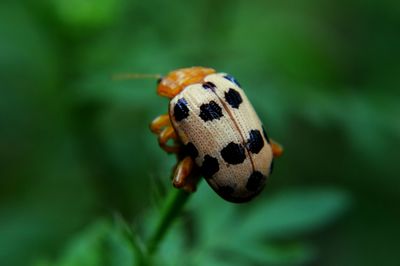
[[210, 241, 316, 266], [41, 219, 137, 266], [56, 220, 111, 266], [240, 188, 351, 239]]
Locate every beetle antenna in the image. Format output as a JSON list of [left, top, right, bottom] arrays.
[[112, 73, 162, 81]]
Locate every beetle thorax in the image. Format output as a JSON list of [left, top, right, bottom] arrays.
[[157, 67, 216, 98]]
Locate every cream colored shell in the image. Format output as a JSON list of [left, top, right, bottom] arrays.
[[169, 73, 273, 202]]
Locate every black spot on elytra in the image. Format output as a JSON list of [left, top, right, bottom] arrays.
[[221, 142, 246, 165], [202, 81, 216, 91], [185, 142, 198, 158], [224, 88, 242, 109], [247, 129, 264, 154], [262, 125, 271, 144], [156, 77, 162, 84], [246, 171, 265, 192], [224, 74, 241, 87], [201, 155, 219, 178], [218, 185, 234, 197], [199, 101, 223, 122], [216, 186, 261, 203], [173, 98, 189, 121]]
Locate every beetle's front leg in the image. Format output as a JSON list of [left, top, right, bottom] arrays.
[[150, 114, 170, 134], [158, 126, 180, 153], [150, 114, 181, 153], [173, 156, 200, 192]]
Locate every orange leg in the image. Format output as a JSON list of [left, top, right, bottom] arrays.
[[271, 139, 283, 158], [150, 114, 181, 153], [150, 114, 170, 134], [173, 156, 199, 192], [158, 126, 180, 153]]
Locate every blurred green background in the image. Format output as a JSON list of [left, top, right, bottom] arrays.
[[1, 0, 399, 265]]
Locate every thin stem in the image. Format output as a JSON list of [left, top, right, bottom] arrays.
[[114, 214, 147, 265], [147, 188, 192, 255]]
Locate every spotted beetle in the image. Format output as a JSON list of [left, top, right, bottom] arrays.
[[150, 67, 283, 203]]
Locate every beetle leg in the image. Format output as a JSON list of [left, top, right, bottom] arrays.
[[173, 156, 199, 192], [270, 139, 283, 158], [158, 126, 180, 153], [150, 114, 181, 153], [150, 114, 171, 134]]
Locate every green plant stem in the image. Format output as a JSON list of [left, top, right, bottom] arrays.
[[147, 188, 192, 255], [114, 213, 147, 266]]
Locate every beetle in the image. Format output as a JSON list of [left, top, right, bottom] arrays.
[[150, 67, 283, 203]]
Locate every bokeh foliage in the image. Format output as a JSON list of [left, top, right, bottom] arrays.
[[0, 0, 399, 265]]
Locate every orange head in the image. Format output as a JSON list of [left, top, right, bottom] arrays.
[[157, 67, 216, 99]]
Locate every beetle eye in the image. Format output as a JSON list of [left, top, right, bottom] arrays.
[[157, 77, 163, 84]]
